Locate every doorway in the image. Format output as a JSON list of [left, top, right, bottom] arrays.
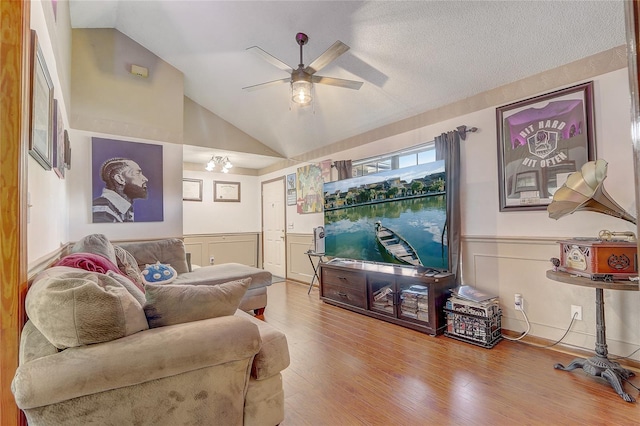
[[262, 177, 286, 278]]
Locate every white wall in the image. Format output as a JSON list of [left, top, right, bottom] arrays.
[[182, 170, 261, 234], [28, 0, 71, 265]]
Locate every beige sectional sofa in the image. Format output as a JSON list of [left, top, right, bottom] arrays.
[[11, 235, 289, 425], [115, 237, 273, 315]]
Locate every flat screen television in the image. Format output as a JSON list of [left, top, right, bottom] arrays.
[[323, 160, 448, 270]]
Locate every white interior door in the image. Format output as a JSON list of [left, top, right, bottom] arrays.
[[262, 178, 286, 278]]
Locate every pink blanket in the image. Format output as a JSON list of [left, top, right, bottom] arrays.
[[55, 252, 124, 276]]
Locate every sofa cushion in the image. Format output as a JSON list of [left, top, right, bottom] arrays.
[[19, 321, 58, 365], [106, 271, 146, 306], [144, 278, 251, 328], [117, 238, 190, 274], [26, 267, 148, 349], [236, 310, 290, 380], [173, 263, 272, 290], [71, 234, 118, 265]]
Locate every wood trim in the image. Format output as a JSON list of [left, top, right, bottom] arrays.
[[0, 1, 29, 424]]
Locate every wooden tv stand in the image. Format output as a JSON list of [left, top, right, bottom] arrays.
[[319, 258, 456, 335]]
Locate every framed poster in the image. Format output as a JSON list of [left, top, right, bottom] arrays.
[[286, 173, 297, 206], [183, 178, 203, 201], [29, 30, 54, 170], [496, 81, 596, 211], [91, 137, 164, 223], [214, 181, 241, 202]]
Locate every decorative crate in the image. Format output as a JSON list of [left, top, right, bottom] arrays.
[[444, 308, 502, 348]]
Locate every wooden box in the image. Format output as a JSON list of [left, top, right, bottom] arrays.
[[557, 239, 638, 280]]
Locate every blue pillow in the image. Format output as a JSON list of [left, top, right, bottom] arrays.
[[141, 262, 177, 285]]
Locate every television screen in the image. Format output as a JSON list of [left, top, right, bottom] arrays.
[[323, 161, 448, 269]]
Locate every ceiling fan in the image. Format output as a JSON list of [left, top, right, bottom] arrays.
[[242, 32, 363, 106]]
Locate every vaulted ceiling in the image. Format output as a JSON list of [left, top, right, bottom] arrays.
[[69, 1, 627, 167]]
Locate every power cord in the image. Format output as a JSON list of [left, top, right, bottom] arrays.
[[609, 346, 640, 362], [502, 310, 578, 348], [501, 308, 532, 341]]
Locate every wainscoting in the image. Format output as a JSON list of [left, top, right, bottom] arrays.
[[281, 233, 640, 361], [462, 235, 640, 362], [184, 233, 259, 268], [285, 233, 315, 284]]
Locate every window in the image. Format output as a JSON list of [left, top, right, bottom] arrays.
[[352, 142, 436, 176]]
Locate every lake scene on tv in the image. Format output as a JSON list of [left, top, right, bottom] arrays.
[[324, 161, 448, 270]]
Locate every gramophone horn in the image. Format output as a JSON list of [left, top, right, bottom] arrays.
[[547, 159, 637, 225]]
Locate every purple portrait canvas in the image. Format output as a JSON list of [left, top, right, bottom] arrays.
[[91, 137, 164, 222]]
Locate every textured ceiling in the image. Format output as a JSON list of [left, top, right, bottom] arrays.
[[69, 0, 627, 167]]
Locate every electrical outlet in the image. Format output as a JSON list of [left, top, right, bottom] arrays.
[[209, 256, 215, 265], [571, 305, 582, 321], [514, 293, 523, 311]]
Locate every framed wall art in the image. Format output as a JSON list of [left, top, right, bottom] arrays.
[[286, 173, 297, 206], [91, 137, 164, 223], [496, 81, 596, 211], [53, 99, 65, 178], [63, 130, 71, 170], [29, 30, 54, 170], [214, 181, 241, 202], [183, 178, 203, 201]]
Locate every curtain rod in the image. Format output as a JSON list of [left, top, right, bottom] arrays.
[[348, 124, 478, 166], [456, 125, 478, 140]]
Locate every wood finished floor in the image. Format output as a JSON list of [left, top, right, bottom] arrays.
[[261, 281, 640, 426]]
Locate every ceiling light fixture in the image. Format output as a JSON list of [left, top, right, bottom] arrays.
[[205, 156, 233, 173], [291, 76, 313, 106]]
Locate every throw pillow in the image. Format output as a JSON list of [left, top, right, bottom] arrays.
[[113, 245, 145, 292], [141, 262, 177, 285], [107, 271, 146, 306], [143, 278, 251, 328], [71, 233, 118, 265], [26, 267, 148, 349]]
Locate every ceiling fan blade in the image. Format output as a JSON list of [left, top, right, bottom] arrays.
[[242, 78, 290, 91], [304, 40, 350, 75], [247, 46, 293, 73], [311, 75, 363, 90]]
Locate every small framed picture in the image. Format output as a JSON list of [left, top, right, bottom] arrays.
[[214, 181, 241, 202], [183, 178, 203, 201], [286, 173, 296, 206], [53, 99, 65, 178]]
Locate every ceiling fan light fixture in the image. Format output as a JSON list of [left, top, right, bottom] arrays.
[[291, 80, 312, 105]]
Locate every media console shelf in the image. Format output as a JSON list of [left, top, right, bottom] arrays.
[[319, 258, 456, 335]]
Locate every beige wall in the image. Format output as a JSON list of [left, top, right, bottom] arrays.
[[71, 28, 184, 143], [183, 97, 283, 157]]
